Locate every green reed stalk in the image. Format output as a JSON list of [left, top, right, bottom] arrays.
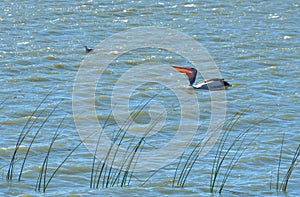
[[90, 111, 112, 188], [211, 114, 269, 193], [7, 90, 53, 181], [116, 110, 166, 187], [173, 127, 203, 187], [177, 134, 213, 187], [218, 127, 259, 193], [43, 128, 100, 192], [172, 113, 241, 188], [35, 115, 66, 192], [94, 104, 142, 188], [281, 144, 300, 192], [210, 113, 242, 192], [18, 99, 63, 181], [103, 108, 142, 188], [93, 95, 158, 189], [108, 111, 147, 187], [276, 132, 285, 191], [119, 137, 144, 187], [118, 99, 165, 187]]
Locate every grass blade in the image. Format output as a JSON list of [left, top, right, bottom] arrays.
[[43, 128, 100, 191], [18, 99, 63, 181], [281, 144, 300, 192], [276, 132, 285, 191], [7, 90, 54, 181], [35, 115, 66, 192]]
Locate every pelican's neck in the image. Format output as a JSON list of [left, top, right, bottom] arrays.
[[189, 69, 197, 85]]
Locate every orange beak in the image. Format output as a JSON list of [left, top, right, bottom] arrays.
[[171, 66, 193, 74]]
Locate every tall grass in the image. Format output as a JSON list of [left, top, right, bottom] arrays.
[[276, 132, 285, 191], [281, 144, 300, 192], [35, 122, 102, 192], [172, 125, 214, 188], [5, 91, 166, 192], [18, 99, 63, 181], [6, 91, 56, 181], [172, 113, 264, 193], [4, 92, 300, 194], [210, 114, 259, 193], [89, 110, 112, 189], [90, 94, 166, 189], [275, 132, 300, 192], [35, 115, 66, 192], [4, 91, 82, 192]]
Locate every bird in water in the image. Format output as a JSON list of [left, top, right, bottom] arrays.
[[171, 66, 231, 90], [84, 46, 93, 53]]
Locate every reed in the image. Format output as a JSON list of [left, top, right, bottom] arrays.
[[211, 114, 270, 193], [209, 113, 242, 192], [18, 99, 63, 181], [275, 132, 300, 192], [4, 90, 82, 193], [7, 92, 297, 194], [89, 111, 112, 188], [6, 90, 54, 181], [91, 104, 144, 189], [3, 77, 172, 192], [172, 126, 214, 188], [117, 110, 165, 187], [90, 94, 164, 189], [172, 113, 241, 189], [35, 115, 66, 192], [275, 132, 285, 191], [212, 114, 275, 193], [281, 144, 300, 191], [40, 127, 99, 192], [172, 112, 264, 194]]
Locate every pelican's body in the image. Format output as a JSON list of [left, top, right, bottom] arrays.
[[192, 78, 231, 90], [172, 66, 231, 90]]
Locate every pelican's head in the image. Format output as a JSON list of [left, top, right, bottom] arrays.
[[171, 66, 197, 86]]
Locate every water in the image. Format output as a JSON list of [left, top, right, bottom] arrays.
[[1, 0, 300, 196]]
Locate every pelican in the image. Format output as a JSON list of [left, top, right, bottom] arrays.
[[171, 66, 231, 90]]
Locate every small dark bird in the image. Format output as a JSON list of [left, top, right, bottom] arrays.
[[84, 46, 93, 53]]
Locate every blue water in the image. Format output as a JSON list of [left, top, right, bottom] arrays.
[[1, 0, 300, 196]]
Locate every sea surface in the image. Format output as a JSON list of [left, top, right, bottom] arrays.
[[0, 0, 300, 196]]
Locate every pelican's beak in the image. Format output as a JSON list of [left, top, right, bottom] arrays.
[[171, 66, 193, 74]]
